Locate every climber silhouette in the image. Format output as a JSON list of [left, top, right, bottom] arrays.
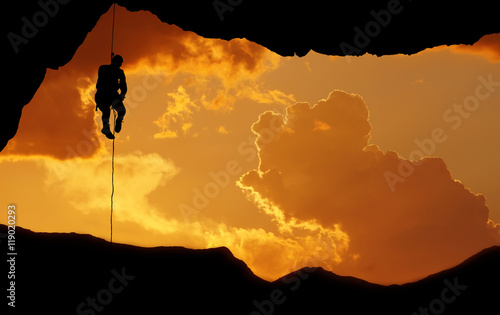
[[95, 54, 127, 140]]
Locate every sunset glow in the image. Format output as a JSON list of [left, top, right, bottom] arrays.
[[1, 6, 499, 285]]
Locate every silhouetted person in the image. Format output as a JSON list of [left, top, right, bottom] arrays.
[[95, 54, 127, 140]]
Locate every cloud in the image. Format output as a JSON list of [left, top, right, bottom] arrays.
[[42, 151, 181, 232], [452, 33, 500, 62], [0, 69, 102, 159], [217, 125, 230, 134], [153, 85, 198, 139], [203, 223, 349, 280], [238, 90, 500, 284]]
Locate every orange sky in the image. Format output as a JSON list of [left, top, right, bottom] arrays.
[[1, 6, 499, 284]]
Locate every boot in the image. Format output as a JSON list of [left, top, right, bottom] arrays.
[[115, 118, 123, 134], [101, 123, 115, 140]]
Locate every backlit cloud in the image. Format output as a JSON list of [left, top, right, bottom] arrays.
[[0, 69, 102, 159], [203, 223, 349, 280], [42, 151, 181, 232], [452, 33, 500, 62], [153, 85, 198, 139], [2, 6, 291, 157], [238, 90, 500, 284]]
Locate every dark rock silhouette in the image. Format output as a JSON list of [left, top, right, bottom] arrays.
[[2, 0, 500, 151], [2, 224, 499, 314]]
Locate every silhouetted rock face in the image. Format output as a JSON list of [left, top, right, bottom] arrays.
[[2, 0, 500, 151], [2, 224, 499, 314]]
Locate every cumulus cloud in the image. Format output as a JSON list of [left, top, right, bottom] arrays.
[[238, 90, 500, 284]]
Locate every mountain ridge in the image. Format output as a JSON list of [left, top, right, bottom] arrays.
[[2, 224, 498, 314]]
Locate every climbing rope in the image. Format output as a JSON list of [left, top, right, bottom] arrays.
[[110, 2, 116, 247], [110, 2, 116, 61], [110, 110, 116, 245]]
